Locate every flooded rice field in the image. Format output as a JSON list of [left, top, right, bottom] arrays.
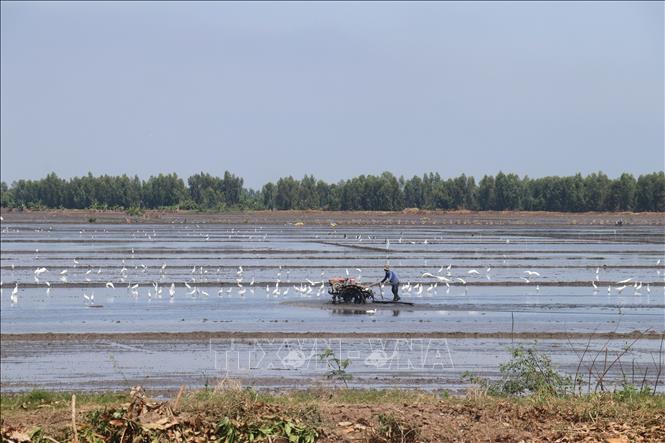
[[1, 212, 664, 393]]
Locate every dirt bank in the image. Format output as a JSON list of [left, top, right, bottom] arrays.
[[2, 208, 664, 226], [2, 387, 664, 442]]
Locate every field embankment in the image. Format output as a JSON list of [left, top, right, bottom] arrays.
[[2, 387, 665, 442], [2, 208, 664, 226]]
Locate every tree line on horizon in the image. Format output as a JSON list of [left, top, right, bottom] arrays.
[[1, 171, 664, 212]]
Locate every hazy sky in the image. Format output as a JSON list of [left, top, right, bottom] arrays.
[[1, 1, 663, 189]]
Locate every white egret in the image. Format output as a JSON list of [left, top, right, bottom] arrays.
[[11, 284, 18, 304]]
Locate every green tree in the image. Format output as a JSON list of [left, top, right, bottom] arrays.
[[477, 175, 496, 210], [636, 172, 665, 212], [298, 175, 319, 209], [0, 181, 15, 207], [262, 182, 276, 210], [607, 173, 636, 211], [404, 176, 424, 208], [583, 172, 611, 211], [275, 176, 299, 210], [188, 172, 224, 209], [40, 172, 65, 208], [495, 172, 522, 210], [144, 173, 187, 208], [221, 171, 243, 207]]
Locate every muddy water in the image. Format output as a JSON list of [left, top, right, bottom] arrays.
[[1, 220, 664, 392], [2, 336, 662, 393]]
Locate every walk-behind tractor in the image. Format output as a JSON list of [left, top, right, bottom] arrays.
[[328, 278, 374, 304], [327, 278, 414, 305]]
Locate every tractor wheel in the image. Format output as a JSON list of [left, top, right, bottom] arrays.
[[353, 292, 365, 304], [341, 291, 354, 303], [341, 288, 361, 304]]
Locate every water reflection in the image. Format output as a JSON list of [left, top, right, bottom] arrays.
[[330, 309, 369, 316], [328, 308, 402, 317]]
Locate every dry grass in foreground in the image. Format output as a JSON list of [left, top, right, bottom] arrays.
[[1, 384, 664, 443]]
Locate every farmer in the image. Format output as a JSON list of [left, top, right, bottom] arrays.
[[380, 265, 400, 301]]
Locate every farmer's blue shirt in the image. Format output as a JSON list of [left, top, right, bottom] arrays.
[[382, 270, 399, 285]]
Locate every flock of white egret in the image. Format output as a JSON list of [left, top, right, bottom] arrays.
[[2, 254, 663, 306], [1, 224, 663, 307]]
